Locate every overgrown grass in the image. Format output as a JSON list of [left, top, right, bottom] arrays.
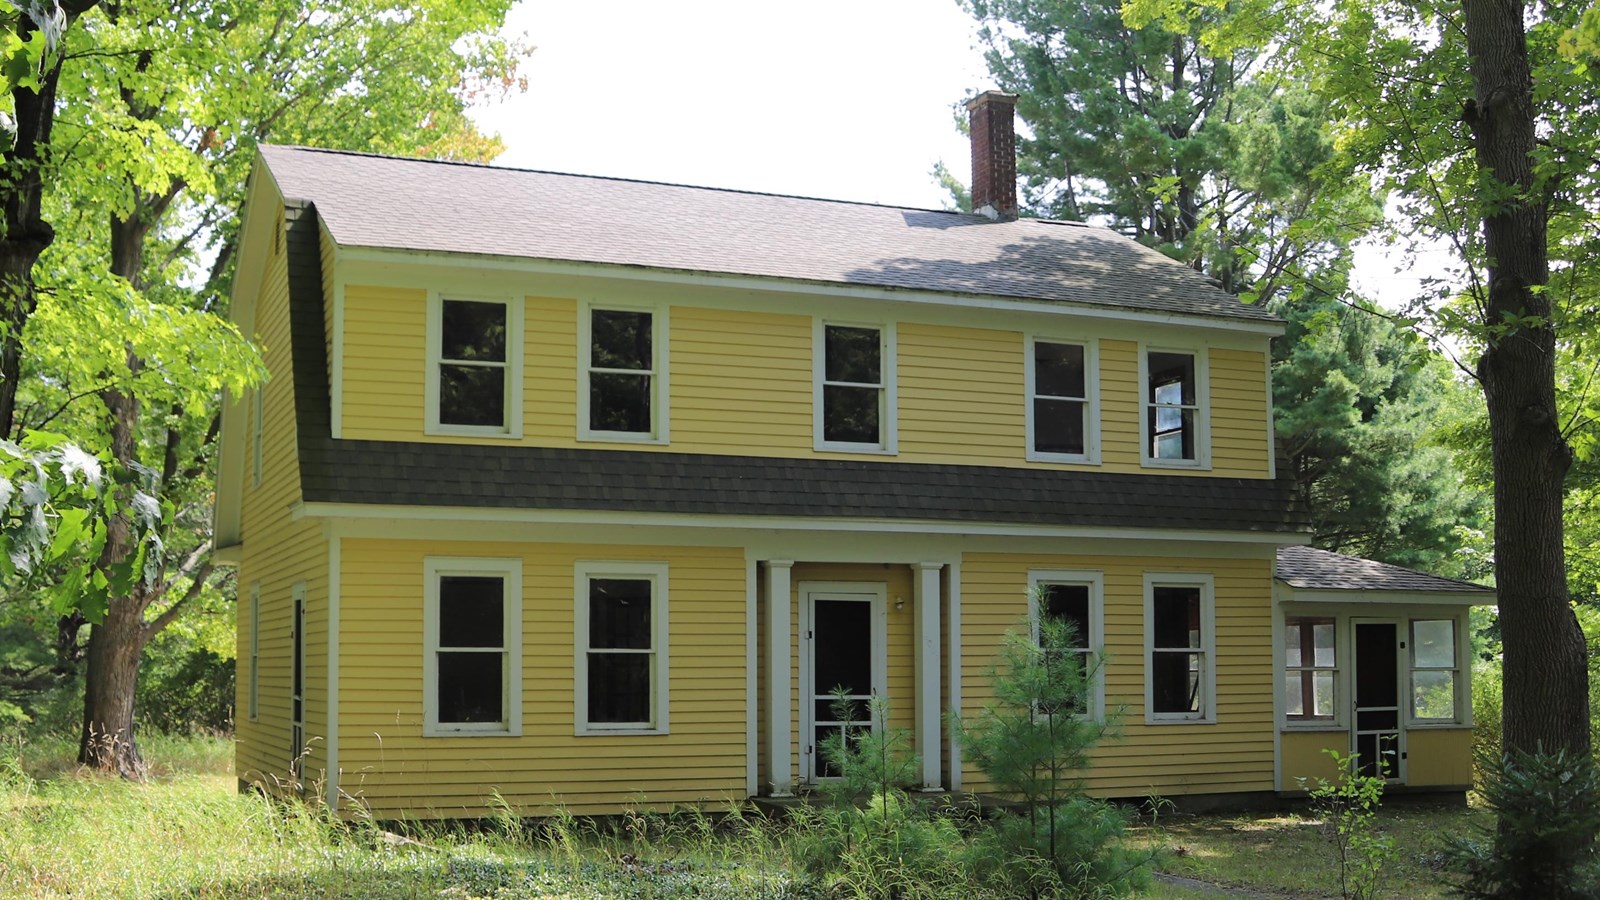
[[1134, 802, 1489, 898]]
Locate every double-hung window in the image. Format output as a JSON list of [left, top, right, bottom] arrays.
[[1284, 617, 1336, 722], [423, 558, 522, 735], [1028, 338, 1095, 462], [1030, 571, 1103, 718], [576, 562, 669, 733], [1410, 618, 1460, 722], [1144, 350, 1203, 465], [582, 306, 665, 441], [428, 296, 521, 436], [1145, 574, 1214, 722], [816, 322, 895, 452]]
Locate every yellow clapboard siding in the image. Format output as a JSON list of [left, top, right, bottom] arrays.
[[957, 551, 1273, 797], [336, 538, 748, 818]]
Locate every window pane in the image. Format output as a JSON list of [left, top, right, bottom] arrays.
[[1285, 622, 1303, 668], [825, 325, 880, 384], [1034, 398, 1085, 455], [1313, 622, 1336, 667], [1312, 671, 1335, 717], [589, 578, 652, 649], [823, 384, 880, 444], [1152, 586, 1201, 649], [1413, 620, 1455, 668], [814, 599, 872, 695], [439, 364, 505, 427], [589, 372, 652, 433], [591, 309, 652, 370], [1413, 670, 1456, 719], [441, 300, 506, 363], [437, 651, 502, 723], [1283, 673, 1304, 717], [439, 576, 504, 648], [588, 653, 651, 723], [1041, 583, 1089, 649], [1151, 408, 1195, 460], [1152, 651, 1200, 713], [1148, 352, 1195, 405], [1035, 342, 1085, 398]]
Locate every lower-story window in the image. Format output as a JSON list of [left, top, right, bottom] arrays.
[[1285, 616, 1336, 721], [1145, 574, 1215, 723], [576, 561, 670, 734], [1411, 618, 1460, 722], [424, 558, 522, 736]]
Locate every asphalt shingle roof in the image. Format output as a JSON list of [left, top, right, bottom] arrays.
[[1275, 546, 1492, 594], [259, 144, 1277, 325], [276, 200, 1307, 535]]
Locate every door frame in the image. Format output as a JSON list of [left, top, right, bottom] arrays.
[[1349, 617, 1407, 784], [797, 581, 889, 784]]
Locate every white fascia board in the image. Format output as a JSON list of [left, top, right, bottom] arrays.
[[1276, 587, 1495, 607], [332, 245, 1285, 337], [294, 500, 1307, 544]]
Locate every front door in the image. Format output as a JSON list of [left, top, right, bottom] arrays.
[[800, 587, 886, 783], [1352, 621, 1404, 782]]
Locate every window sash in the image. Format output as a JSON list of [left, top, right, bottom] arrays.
[[425, 562, 518, 734], [1410, 619, 1460, 721], [580, 572, 663, 731], [585, 309, 657, 436]]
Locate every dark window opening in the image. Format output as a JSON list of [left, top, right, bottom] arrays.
[[1033, 342, 1087, 455], [823, 325, 883, 445], [1151, 585, 1202, 715], [589, 309, 654, 434], [1147, 351, 1197, 461], [439, 300, 508, 428], [435, 574, 505, 725], [586, 576, 655, 726]]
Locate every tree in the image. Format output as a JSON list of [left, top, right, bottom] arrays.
[[1, 0, 527, 775], [1273, 293, 1484, 571]]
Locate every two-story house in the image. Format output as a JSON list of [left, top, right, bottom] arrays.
[[215, 92, 1486, 818]]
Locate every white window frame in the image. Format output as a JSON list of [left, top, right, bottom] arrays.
[[574, 561, 670, 735], [1143, 572, 1217, 724], [422, 557, 524, 737], [247, 582, 260, 721], [290, 581, 306, 785], [1283, 615, 1339, 725], [251, 388, 264, 488], [577, 301, 670, 444], [813, 319, 898, 454], [424, 292, 524, 439], [1408, 616, 1466, 726], [1028, 570, 1106, 721], [1138, 346, 1210, 469], [1024, 336, 1100, 464]]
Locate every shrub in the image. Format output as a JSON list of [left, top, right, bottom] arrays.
[[1447, 747, 1600, 898], [1298, 749, 1396, 900]]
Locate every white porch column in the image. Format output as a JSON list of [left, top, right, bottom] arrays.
[[766, 560, 794, 797], [913, 561, 944, 791]]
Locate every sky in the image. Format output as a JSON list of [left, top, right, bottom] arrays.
[[470, 0, 1451, 310]]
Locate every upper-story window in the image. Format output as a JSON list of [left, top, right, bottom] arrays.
[[427, 295, 522, 438], [1143, 349, 1205, 466], [582, 305, 667, 442], [1027, 338, 1097, 463], [815, 322, 896, 453]]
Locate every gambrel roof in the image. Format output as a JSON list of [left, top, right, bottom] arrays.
[[259, 144, 1278, 326]]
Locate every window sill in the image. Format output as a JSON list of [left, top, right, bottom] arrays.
[[1140, 457, 1210, 471], [1027, 450, 1100, 466], [1281, 722, 1346, 733], [426, 424, 523, 441], [1144, 715, 1216, 726], [815, 442, 896, 456], [1407, 721, 1469, 730], [575, 727, 669, 737], [424, 725, 521, 738], [578, 432, 669, 446]]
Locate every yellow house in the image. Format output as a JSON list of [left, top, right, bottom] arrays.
[[214, 92, 1486, 818]]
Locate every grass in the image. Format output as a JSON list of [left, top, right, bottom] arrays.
[[1135, 802, 1489, 898], [2, 733, 1492, 899]]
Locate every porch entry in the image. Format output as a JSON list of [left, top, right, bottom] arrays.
[[1352, 620, 1404, 782], [798, 583, 887, 784]]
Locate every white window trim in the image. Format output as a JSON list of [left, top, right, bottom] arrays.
[[423, 292, 525, 439], [1028, 570, 1106, 721], [574, 560, 671, 735], [577, 301, 670, 444], [247, 582, 260, 721], [1407, 615, 1466, 726], [290, 581, 306, 786], [251, 388, 264, 488], [1143, 572, 1217, 724], [1138, 345, 1211, 470], [812, 319, 898, 455], [1282, 613, 1340, 727], [422, 557, 524, 737], [1024, 336, 1101, 464]]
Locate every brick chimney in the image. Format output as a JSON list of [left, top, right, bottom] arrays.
[[966, 90, 1019, 221]]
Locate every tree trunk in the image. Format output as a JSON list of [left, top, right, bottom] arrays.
[[77, 590, 146, 779], [1462, 0, 1590, 759]]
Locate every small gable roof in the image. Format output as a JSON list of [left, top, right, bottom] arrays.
[[1276, 545, 1492, 595], [256, 144, 1278, 326]]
